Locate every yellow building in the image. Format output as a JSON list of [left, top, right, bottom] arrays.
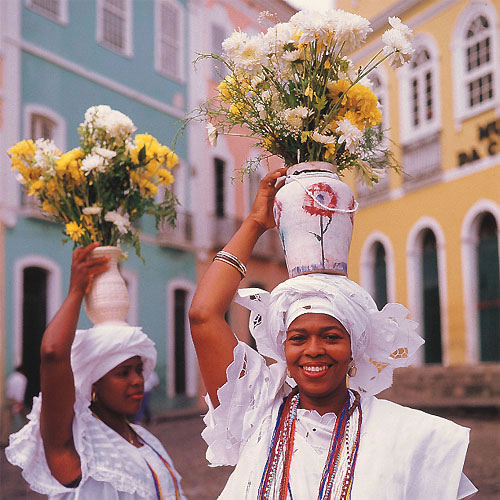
[[337, 0, 499, 365]]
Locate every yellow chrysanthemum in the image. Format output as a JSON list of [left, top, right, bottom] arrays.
[[130, 171, 158, 197], [326, 79, 351, 106], [65, 221, 86, 242], [57, 148, 84, 173], [158, 168, 174, 186], [165, 151, 178, 169]]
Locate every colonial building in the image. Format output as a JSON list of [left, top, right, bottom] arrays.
[[187, 0, 294, 359], [337, 0, 499, 366], [0, 0, 197, 423]]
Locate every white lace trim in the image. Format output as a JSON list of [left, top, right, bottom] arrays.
[[202, 342, 287, 466], [5, 393, 171, 498]]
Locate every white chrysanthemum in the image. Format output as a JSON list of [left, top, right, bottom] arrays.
[[93, 147, 117, 159], [382, 28, 414, 68], [282, 48, 304, 62], [81, 153, 106, 175], [388, 17, 412, 37], [206, 123, 218, 147], [281, 106, 312, 131], [255, 103, 267, 120], [231, 33, 269, 75], [82, 205, 102, 216], [83, 105, 136, 139], [336, 119, 363, 153], [312, 130, 337, 144], [34, 139, 61, 175], [264, 22, 297, 55], [104, 210, 131, 234], [329, 9, 372, 52], [290, 10, 330, 44], [222, 30, 248, 59]]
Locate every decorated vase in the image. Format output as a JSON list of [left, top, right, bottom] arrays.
[[84, 246, 130, 326], [274, 162, 357, 278]]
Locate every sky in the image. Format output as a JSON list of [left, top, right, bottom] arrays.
[[287, 0, 335, 11]]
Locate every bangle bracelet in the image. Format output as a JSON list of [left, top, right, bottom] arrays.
[[213, 251, 247, 279], [217, 251, 247, 276]]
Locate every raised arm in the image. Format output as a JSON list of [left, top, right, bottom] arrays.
[[189, 167, 287, 407], [39, 243, 109, 485]]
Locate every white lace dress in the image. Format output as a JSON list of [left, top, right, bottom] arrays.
[[6, 395, 185, 499], [203, 342, 477, 499]]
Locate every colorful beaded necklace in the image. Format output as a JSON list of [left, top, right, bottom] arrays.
[[258, 388, 362, 500]]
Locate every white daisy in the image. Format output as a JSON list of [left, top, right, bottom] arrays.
[[336, 119, 363, 153], [104, 210, 131, 234]]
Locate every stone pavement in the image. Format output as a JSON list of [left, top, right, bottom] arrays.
[[1, 408, 499, 499]]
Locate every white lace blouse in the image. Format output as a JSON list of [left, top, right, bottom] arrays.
[[203, 342, 477, 499], [6, 395, 185, 499]]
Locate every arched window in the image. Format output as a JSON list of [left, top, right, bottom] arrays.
[[373, 242, 388, 309], [477, 213, 500, 361], [452, 3, 499, 122], [22, 267, 48, 406], [166, 280, 197, 398], [399, 37, 441, 185], [422, 229, 443, 364]]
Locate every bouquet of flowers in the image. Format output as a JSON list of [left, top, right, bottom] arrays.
[[194, 10, 414, 185], [9, 105, 179, 258]]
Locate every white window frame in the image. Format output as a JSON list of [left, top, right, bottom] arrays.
[[406, 217, 449, 365], [155, 0, 185, 82], [461, 199, 500, 363], [120, 266, 139, 326], [24, 104, 67, 151], [369, 67, 390, 143], [399, 34, 441, 145], [452, 2, 499, 127], [96, 0, 133, 57], [166, 279, 197, 398], [13, 256, 62, 367], [359, 231, 396, 304], [26, 0, 69, 25]]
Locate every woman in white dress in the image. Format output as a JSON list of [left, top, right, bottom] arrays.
[[7, 243, 185, 499], [189, 168, 477, 499]]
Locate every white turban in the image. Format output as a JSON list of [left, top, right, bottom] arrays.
[[71, 324, 157, 401], [235, 274, 424, 396]]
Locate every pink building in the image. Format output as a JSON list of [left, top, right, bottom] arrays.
[[187, 0, 296, 396]]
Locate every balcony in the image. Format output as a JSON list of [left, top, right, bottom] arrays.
[[157, 211, 193, 249], [402, 132, 442, 188], [210, 215, 284, 262]]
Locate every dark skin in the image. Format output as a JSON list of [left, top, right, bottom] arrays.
[[189, 167, 350, 415], [40, 243, 144, 486]]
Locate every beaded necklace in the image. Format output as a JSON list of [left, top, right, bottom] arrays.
[[258, 389, 362, 500]]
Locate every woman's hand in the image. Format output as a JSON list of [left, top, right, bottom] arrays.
[[247, 166, 288, 233], [68, 243, 110, 297]]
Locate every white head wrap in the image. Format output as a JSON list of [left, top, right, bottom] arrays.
[[71, 324, 157, 401], [235, 274, 424, 396]]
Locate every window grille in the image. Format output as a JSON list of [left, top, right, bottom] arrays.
[[156, 0, 182, 79], [97, 0, 132, 55]]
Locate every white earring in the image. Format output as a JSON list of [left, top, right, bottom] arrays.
[[347, 360, 357, 377]]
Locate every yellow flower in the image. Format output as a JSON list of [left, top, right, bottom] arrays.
[[165, 151, 178, 169], [27, 179, 45, 197], [326, 79, 351, 106], [304, 86, 314, 99], [65, 221, 85, 242], [130, 171, 158, 197], [8, 139, 36, 159], [41, 200, 59, 215], [57, 148, 84, 173], [158, 168, 174, 186]]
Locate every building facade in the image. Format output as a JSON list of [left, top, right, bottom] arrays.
[[0, 0, 198, 424], [337, 0, 499, 366], [187, 0, 294, 366]]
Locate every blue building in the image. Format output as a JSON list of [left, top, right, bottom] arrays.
[[0, 0, 198, 421]]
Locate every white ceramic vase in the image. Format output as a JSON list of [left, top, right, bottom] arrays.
[[84, 246, 130, 326], [273, 162, 357, 278]]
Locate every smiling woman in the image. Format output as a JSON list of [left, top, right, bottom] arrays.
[[6, 243, 185, 499], [189, 168, 477, 499]]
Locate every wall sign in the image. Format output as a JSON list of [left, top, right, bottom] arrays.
[[458, 119, 500, 167]]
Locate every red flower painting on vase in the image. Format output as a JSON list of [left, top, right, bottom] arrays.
[[273, 199, 286, 256], [302, 182, 338, 267]]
